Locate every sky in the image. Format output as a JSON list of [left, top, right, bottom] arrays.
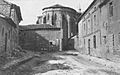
[[7, 0, 93, 25]]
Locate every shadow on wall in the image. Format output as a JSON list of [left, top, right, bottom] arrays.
[[19, 31, 59, 52]]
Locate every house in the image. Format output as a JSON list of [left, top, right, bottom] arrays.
[[0, 0, 22, 56], [77, 0, 120, 60]]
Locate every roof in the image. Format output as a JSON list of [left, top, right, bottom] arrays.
[[0, 16, 17, 28], [19, 24, 61, 31], [77, 0, 96, 22], [2, 0, 23, 22], [77, 0, 110, 22], [11, 4, 23, 22], [42, 4, 77, 12]]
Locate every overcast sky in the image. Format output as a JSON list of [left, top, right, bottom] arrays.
[[7, 0, 93, 25]]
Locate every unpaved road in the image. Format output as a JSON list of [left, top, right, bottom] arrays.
[[1, 51, 120, 75]]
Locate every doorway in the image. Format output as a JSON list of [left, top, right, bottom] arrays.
[[88, 39, 90, 55]]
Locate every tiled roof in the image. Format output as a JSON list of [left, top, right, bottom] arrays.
[[42, 4, 77, 12], [19, 24, 61, 31]]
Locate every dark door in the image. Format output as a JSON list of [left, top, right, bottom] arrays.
[[88, 39, 90, 55], [5, 33, 7, 52]]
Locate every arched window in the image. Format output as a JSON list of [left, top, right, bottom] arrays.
[[52, 14, 57, 26], [52, 15, 54, 25], [43, 16, 46, 23], [93, 35, 96, 48]]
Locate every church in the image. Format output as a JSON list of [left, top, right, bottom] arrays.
[[19, 4, 80, 51]]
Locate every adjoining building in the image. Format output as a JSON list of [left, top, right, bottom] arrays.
[[36, 4, 80, 50], [77, 0, 120, 60], [0, 0, 22, 56], [19, 24, 62, 51]]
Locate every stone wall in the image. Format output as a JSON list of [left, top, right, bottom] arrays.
[[0, 17, 18, 56], [19, 29, 62, 51], [77, 0, 120, 61], [36, 5, 79, 50]]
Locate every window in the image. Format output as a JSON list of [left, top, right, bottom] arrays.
[[94, 15, 96, 25], [8, 30, 11, 39], [91, 17, 93, 32], [49, 42, 53, 45], [51, 14, 57, 26], [2, 28, 4, 36], [109, 2, 113, 17], [93, 35, 96, 48], [49, 41, 55, 45], [84, 39, 85, 45], [52, 15, 54, 25], [103, 36, 107, 44], [88, 20, 90, 30], [47, 14, 49, 20], [88, 20, 90, 25], [55, 14, 57, 20], [84, 23, 86, 30], [43, 16, 46, 23], [113, 34, 114, 46], [119, 33, 120, 44], [94, 7, 96, 10]]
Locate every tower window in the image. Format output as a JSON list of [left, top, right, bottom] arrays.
[[52, 15, 54, 25], [43, 16, 46, 23], [47, 14, 49, 20]]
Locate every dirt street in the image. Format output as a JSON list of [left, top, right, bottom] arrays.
[[1, 50, 120, 75]]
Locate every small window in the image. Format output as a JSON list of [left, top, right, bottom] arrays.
[[103, 36, 107, 44], [49, 41, 55, 45], [94, 7, 96, 10], [84, 39, 85, 45], [118, 33, 120, 44], [49, 42, 53, 45]]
